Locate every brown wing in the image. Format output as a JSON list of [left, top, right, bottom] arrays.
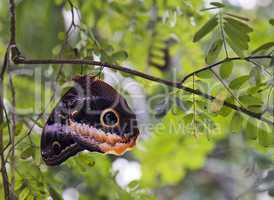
[[71, 75, 140, 155]]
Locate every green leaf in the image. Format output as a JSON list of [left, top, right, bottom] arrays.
[[111, 50, 128, 61], [16, 0, 63, 57], [218, 97, 234, 116], [239, 95, 263, 106], [20, 146, 33, 160], [224, 17, 253, 33], [196, 100, 209, 110], [201, 7, 221, 11], [247, 105, 264, 113], [210, 91, 226, 113], [224, 12, 250, 22], [135, 108, 216, 186], [183, 113, 194, 125], [270, 55, 274, 68], [0, 122, 7, 130], [258, 124, 272, 147], [19, 188, 30, 200], [226, 36, 245, 57], [230, 112, 243, 133], [249, 67, 261, 85], [269, 188, 274, 197], [52, 45, 61, 55], [196, 70, 212, 79], [48, 186, 63, 200], [205, 38, 223, 64], [15, 122, 24, 136], [229, 75, 249, 90], [247, 83, 268, 94], [269, 19, 274, 26], [219, 61, 233, 79], [252, 42, 274, 54], [210, 2, 225, 8], [193, 15, 218, 42], [224, 22, 249, 50], [128, 180, 139, 190], [176, 100, 192, 112], [244, 119, 257, 140]]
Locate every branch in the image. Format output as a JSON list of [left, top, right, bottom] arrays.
[[0, 50, 10, 200], [13, 57, 274, 127], [219, 12, 229, 58], [210, 69, 244, 108], [7, 0, 272, 127], [0, 1, 17, 198], [246, 58, 272, 77], [3, 105, 11, 152], [180, 55, 272, 84], [8, 74, 16, 198], [9, 0, 16, 45], [0, 102, 10, 200]]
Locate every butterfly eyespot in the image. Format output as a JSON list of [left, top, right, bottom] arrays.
[[41, 77, 140, 166], [52, 141, 62, 155], [100, 108, 119, 128]]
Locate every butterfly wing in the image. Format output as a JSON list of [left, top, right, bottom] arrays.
[[41, 76, 140, 166], [41, 87, 84, 166], [69, 76, 140, 155]]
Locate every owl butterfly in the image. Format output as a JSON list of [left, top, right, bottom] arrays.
[[41, 75, 140, 166]]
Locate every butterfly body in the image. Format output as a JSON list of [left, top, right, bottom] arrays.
[[41, 76, 139, 165]]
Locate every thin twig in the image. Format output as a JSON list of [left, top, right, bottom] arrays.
[[5, 97, 53, 162], [0, 49, 10, 200], [192, 76, 197, 138], [6, 0, 274, 141], [8, 73, 16, 198], [3, 105, 11, 152], [246, 58, 272, 77], [55, 0, 79, 79], [219, 12, 229, 58], [180, 55, 272, 84], [9, 0, 16, 45], [210, 69, 244, 108], [0, 101, 10, 199], [0, 49, 9, 79], [267, 86, 273, 108], [13, 57, 274, 127], [267, 86, 274, 119], [1, 1, 16, 198]]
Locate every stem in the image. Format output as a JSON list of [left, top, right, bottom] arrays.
[[0, 51, 10, 200], [7, 0, 273, 127], [8, 74, 16, 198], [210, 69, 244, 108], [219, 12, 229, 58], [14, 57, 274, 127], [0, 0, 17, 199], [9, 0, 16, 45], [192, 76, 197, 137], [180, 55, 272, 84]]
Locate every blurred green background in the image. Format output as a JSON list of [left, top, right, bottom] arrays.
[[0, 0, 274, 199]]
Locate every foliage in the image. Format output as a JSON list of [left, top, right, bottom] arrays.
[[0, 0, 274, 199]]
